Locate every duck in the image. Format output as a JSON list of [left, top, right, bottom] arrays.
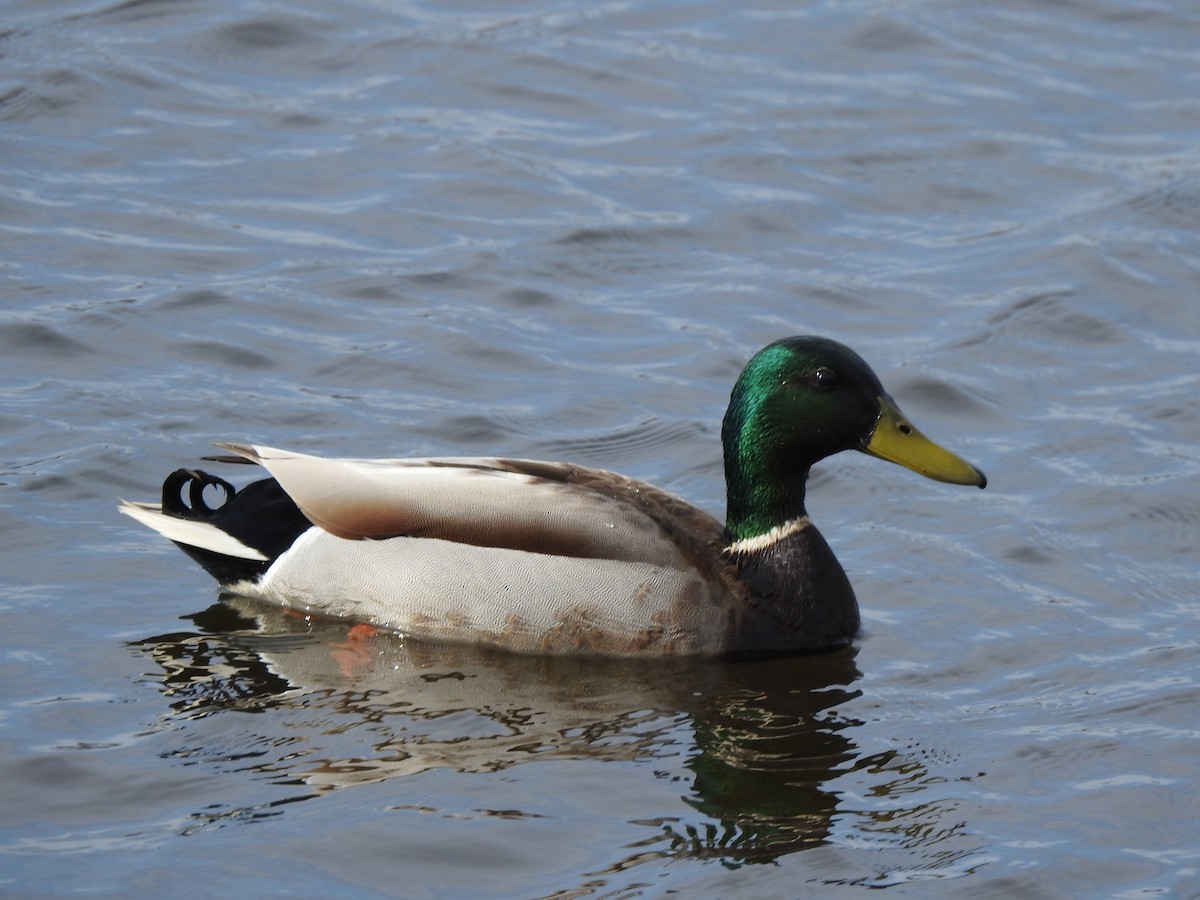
[[120, 335, 986, 657]]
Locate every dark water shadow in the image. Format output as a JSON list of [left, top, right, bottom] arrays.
[[132, 596, 869, 867]]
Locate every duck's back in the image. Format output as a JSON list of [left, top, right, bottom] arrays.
[[200, 447, 745, 655]]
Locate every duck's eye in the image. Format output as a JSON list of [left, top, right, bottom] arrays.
[[810, 366, 838, 392]]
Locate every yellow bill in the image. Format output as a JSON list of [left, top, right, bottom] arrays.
[[860, 395, 987, 488]]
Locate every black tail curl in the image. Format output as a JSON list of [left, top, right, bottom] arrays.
[[163, 469, 237, 519], [158, 469, 312, 586]]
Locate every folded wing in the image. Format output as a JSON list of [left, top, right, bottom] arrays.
[[215, 443, 723, 570]]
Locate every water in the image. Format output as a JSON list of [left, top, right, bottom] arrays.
[[3, 0, 1198, 895]]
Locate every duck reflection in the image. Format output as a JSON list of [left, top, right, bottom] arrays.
[[134, 596, 864, 864]]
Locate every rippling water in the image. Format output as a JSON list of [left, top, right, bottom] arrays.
[[3, 0, 1198, 896]]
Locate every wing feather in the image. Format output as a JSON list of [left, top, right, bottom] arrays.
[[213, 444, 723, 569]]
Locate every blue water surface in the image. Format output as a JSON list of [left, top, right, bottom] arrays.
[[2, 0, 1198, 896]]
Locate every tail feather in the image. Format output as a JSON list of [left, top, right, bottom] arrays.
[[120, 468, 313, 586], [118, 501, 269, 561]]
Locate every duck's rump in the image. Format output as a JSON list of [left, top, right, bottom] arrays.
[[121, 445, 742, 654]]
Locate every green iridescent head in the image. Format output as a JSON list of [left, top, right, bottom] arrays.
[[722, 336, 986, 541]]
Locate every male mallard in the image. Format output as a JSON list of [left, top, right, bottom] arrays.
[[120, 336, 986, 656]]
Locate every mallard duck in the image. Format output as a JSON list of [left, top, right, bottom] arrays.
[[120, 336, 985, 656]]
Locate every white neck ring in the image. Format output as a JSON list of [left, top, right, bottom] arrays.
[[724, 515, 812, 554]]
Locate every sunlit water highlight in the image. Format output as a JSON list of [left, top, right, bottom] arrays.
[[2, 0, 1198, 896]]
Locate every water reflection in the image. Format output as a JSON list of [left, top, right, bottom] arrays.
[[134, 597, 866, 864]]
